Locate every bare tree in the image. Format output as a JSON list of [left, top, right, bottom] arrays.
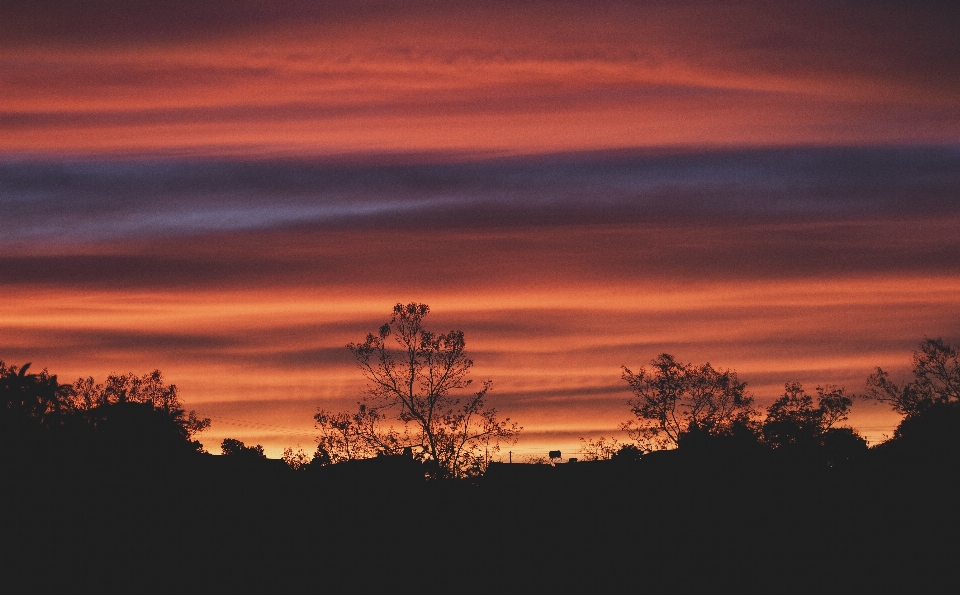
[[314, 404, 404, 464], [319, 302, 520, 477], [620, 353, 755, 452]]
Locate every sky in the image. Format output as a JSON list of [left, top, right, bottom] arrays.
[[2, 1, 959, 458]]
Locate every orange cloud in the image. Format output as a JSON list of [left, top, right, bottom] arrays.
[[4, 215, 957, 455], [4, 3, 958, 155], [3, 2, 958, 456]]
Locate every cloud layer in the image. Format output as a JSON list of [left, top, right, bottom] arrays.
[[3, 1, 959, 456], [4, 146, 959, 244], [3, 147, 959, 455], [4, 2, 958, 155]]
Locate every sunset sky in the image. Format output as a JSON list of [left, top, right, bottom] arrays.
[[3, 1, 959, 458]]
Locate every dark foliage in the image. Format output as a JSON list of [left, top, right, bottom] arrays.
[[759, 382, 867, 466], [221, 437, 266, 459], [4, 342, 960, 592], [882, 401, 960, 458], [610, 443, 643, 462], [864, 338, 960, 415], [864, 338, 960, 462], [1, 361, 209, 492]]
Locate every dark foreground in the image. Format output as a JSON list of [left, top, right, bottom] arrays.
[[5, 444, 957, 595]]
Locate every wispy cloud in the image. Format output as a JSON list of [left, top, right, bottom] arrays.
[[4, 2, 958, 154], [3, 2, 959, 456], [4, 147, 958, 244]]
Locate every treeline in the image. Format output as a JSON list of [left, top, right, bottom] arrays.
[[299, 304, 960, 481], [0, 365, 212, 509], [3, 334, 959, 592], [0, 364, 208, 464], [3, 313, 959, 483], [574, 338, 960, 467]]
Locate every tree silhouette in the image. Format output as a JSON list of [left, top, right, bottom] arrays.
[[2, 361, 209, 487], [282, 446, 311, 471], [85, 399, 205, 459], [620, 354, 755, 451], [221, 438, 266, 459], [578, 436, 622, 461], [314, 404, 405, 464], [760, 382, 866, 466], [864, 338, 960, 458], [1, 361, 77, 468], [886, 400, 960, 455], [1, 361, 73, 427], [319, 302, 520, 477], [611, 443, 643, 462], [70, 370, 210, 437], [762, 382, 854, 450], [864, 338, 960, 415]]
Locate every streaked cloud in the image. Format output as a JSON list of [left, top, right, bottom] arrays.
[[2, 2, 958, 456], [4, 147, 958, 244], [4, 2, 958, 154]]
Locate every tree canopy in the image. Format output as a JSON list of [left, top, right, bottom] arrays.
[[1, 362, 73, 429], [863, 338, 960, 456], [71, 370, 210, 439], [221, 438, 266, 459], [1, 362, 210, 459], [762, 382, 854, 450], [864, 338, 960, 416]]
